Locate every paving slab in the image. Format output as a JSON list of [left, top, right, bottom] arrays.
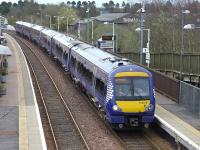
[[0, 33, 47, 150]]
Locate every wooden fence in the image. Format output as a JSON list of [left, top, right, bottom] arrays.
[[118, 52, 200, 76]]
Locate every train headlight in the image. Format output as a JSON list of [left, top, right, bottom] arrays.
[[145, 104, 154, 112], [112, 105, 121, 112]]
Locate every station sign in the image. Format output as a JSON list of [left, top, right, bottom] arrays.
[[99, 41, 113, 49], [102, 35, 116, 41], [143, 48, 150, 66]]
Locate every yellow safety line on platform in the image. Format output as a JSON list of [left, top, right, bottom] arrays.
[[6, 35, 29, 150]]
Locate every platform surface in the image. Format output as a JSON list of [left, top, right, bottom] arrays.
[[0, 33, 46, 150], [156, 92, 200, 130], [156, 92, 200, 149]]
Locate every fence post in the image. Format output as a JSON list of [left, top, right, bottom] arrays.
[[172, 52, 174, 72], [178, 81, 181, 104], [189, 55, 191, 77], [198, 55, 200, 75], [165, 53, 166, 72], [159, 50, 161, 70]]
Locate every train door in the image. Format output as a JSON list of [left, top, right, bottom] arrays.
[[61, 48, 68, 69], [92, 67, 97, 96], [67, 47, 72, 69]]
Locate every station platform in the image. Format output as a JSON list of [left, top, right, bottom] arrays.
[[0, 33, 46, 150], [156, 92, 200, 149]]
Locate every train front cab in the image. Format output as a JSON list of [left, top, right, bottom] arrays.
[[106, 66, 155, 129]]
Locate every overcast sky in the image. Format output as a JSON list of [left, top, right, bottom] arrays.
[[0, 0, 137, 7]]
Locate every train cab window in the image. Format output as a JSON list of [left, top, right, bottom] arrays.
[[115, 78, 150, 100], [96, 78, 105, 96]]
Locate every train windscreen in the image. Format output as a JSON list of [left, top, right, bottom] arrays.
[[115, 77, 150, 100]]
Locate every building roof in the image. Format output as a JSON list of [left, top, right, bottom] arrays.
[[92, 13, 129, 22], [0, 45, 12, 55], [70, 19, 92, 26]]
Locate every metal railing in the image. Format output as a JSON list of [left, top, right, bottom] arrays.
[[179, 81, 200, 118]]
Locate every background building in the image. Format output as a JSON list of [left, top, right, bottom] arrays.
[[92, 13, 139, 24]]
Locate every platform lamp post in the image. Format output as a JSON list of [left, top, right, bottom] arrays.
[[30, 16, 33, 23], [66, 17, 69, 34], [39, 7, 43, 26], [137, 5, 146, 65], [86, 8, 90, 43], [91, 20, 94, 45], [54, 16, 64, 32], [103, 22, 115, 53], [135, 27, 150, 67], [46, 15, 52, 29], [112, 22, 115, 53], [180, 10, 190, 80], [78, 19, 81, 39], [54, 16, 60, 32], [36, 11, 43, 26], [183, 24, 200, 77], [0, 17, 2, 35]]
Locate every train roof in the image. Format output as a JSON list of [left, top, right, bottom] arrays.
[[41, 28, 59, 39], [16, 21, 150, 78], [16, 21, 34, 28], [31, 24, 45, 32], [16, 21, 23, 25], [23, 22, 34, 28], [53, 33, 76, 47], [71, 43, 132, 74]]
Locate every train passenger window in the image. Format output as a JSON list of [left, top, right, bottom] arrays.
[[96, 78, 105, 96], [57, 46, 62, 54], [63, 52, 68, 60], [82, 65, 86, 76], [77, 62, 84, 74], [71, 56, 76, 67], [85, 69, 92, 83]]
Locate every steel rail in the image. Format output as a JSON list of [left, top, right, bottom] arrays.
[[26, 53, 59, 150], [14, 35, 90, 150]]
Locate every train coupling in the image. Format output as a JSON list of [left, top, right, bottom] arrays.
[[144, 123, 149, 128], [118, 124, 124, 129], [129, 118, 139, 127]]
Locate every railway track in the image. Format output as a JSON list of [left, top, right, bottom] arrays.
[[115, 127, 177, 150], [10, 32, 178, 150], [30, 58, 57, 150], [13, 34, 88, 150]]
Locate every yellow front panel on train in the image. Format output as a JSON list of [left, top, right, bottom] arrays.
[[115, 72, 148, 78], [116, 100, 150, 113]]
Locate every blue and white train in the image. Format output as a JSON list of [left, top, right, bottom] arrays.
[[15, 21, 156, 129]]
